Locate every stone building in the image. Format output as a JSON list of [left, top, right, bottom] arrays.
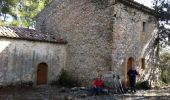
[[36, 0, 158, 85], [0, 26, 67, 86], [0, 0, 158, 86]]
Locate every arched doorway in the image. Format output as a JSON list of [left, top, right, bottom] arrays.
[[126, 57, 134, 87], [37, 63, 48, 85]]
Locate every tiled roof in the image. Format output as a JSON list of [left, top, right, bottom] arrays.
[[0, 26, 67, 44]]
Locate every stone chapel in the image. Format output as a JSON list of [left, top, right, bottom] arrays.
[[36, 0, 158, 85], [0, 0, 158, 86]]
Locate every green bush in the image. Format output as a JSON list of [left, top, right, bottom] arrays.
[[136, 81, 151, 90], [160, 52, 170, 84], [161, 69, 170, 83], [51, 69, 81, 87]]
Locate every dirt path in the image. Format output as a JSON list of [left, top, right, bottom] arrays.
[[0, 86, 169, 100]]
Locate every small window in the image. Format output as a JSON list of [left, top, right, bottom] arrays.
[[141, 58, 145, 69], [143, 22, 147, 32]]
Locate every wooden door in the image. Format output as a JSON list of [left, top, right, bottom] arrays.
[[37, 63, 48, 85], [126, 58, 134, 87]]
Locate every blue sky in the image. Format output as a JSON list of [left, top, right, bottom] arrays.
[[135, 0, 153, 7]]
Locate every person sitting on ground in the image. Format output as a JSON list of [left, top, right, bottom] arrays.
[[90, 75, 104, 95]]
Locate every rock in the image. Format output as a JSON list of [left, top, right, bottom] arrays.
[[103, 89, 109, 94], [71, 87, 78, 91], [80, 87, 86, 90], [59, 87, 66, 93], [66, 95, 72, 100], [80, 93, 88, 98]]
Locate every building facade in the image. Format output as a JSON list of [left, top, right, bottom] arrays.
[[36, 0, 157, 85], [0, 26, 67, 86], [0, 0, 158, 86]]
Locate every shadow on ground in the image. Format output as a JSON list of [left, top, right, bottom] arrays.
[[0, 86, 170, 100]]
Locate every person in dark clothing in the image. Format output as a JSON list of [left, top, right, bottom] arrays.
[[127, 67, 139, 93]]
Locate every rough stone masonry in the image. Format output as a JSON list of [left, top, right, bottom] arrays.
[[36, 0, 157, 85]]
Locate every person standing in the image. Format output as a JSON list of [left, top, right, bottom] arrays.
[[127, 67, 139, 93]]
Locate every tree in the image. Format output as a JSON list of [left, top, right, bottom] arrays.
[[160, 52, 170, 83], [147, 0, 170, 85], [153, 0, 170, 51], [0, 0, 18, 25], [0, 0, 52, 27], [16, 0, 52, 28], [138, 0, 170, 86], [146, 0, 170, 64]]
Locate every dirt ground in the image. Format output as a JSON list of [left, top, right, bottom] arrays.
[[0, 86, 170, 100]]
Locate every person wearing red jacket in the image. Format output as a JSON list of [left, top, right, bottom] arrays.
[[90, 75, 104, 95]]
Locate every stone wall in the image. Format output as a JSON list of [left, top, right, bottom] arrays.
[[36, 0, 116, 85], [112, 2, 157, 82], [0, 38, 67, 86], [36, 0, 157, 85]]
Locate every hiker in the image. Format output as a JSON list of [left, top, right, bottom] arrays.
[[89, 75, 104, 95], [127, 67, 139, 93]]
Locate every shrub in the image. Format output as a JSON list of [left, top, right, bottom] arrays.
[[50, 69, 81, 87], [136, 81, 151, 90]]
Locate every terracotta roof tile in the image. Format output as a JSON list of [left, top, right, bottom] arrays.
[[0, 26, 67, 44]]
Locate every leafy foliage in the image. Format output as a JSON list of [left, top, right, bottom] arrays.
[[0, 0, 17, 21], [160, 52, 170, 83], [145, 0, 170, 85], [153, 0, 170, 23], [153, 0, 170, 48], [0, 0, 52, 27], [53, 69, 81, 87], [17, 0, 52, 27], [156, 25, 170, 48]]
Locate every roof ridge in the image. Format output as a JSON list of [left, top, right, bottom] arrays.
[[117, 0, 157, 16], [0, 26, 67, 44]]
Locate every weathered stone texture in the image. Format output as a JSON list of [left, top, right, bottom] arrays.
[[0, 38, 66, 85], [112, 3, 157, 80], [36, 0, 157, 85], [37, 0, 115, 84]]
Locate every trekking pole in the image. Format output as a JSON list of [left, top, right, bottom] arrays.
[[115, 75, 121, 93], [113, 74, 118, 93], [117, 75, 124, 93], [113, 74, 120, 93]]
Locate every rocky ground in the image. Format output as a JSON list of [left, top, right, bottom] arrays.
[[0, 86, 170, 100]]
